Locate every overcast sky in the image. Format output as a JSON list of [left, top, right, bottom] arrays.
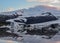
[[0, 0, 60, 12]]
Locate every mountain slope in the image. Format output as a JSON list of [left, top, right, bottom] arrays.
[[0, 5, 60, 16]]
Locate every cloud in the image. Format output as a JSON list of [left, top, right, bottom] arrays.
[[6, 8, 14, 11], [27, 0, 55, 3], [26, 0, 60, 7], [0, 8, 15, 12], [52, 0, 59, 3]]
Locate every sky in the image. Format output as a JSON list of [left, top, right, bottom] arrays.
[[0, 0, 60, 12]]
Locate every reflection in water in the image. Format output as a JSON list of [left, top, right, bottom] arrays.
[[56, 41, 60, 43], [6, 40, 16, 43], [0, 39, 19, 43]]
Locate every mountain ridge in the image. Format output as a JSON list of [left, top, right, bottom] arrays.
[[0, 5, 60, 16]]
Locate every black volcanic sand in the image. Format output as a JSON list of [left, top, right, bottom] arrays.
[[0, 31, 18, 37], [0, 27, 59, 39], [0, 27, 22, 38], [25, 28, 59, 39], [26, 29, 58, 35]]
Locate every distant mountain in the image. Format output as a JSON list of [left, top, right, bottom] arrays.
[[0, 5, 60, 16]]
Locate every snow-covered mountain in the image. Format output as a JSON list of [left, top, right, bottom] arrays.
[[0, 5, 60, 43], [0, 5, 60, 16]]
